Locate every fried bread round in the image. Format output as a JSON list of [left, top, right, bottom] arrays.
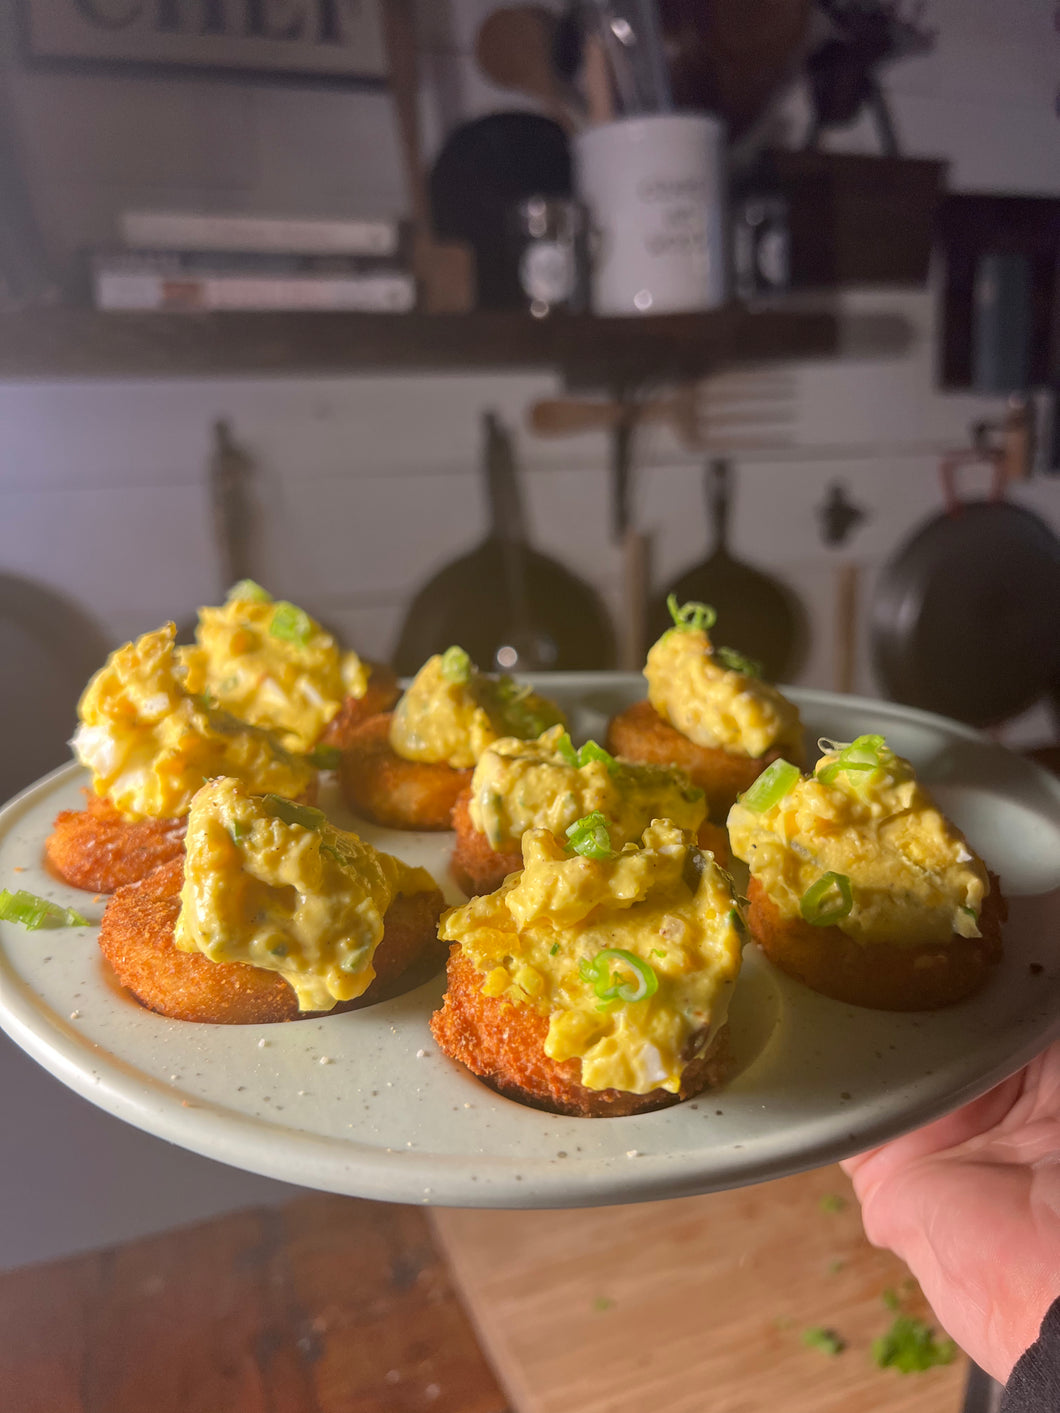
[[746, 873, 1006, 1011], [338, 713, 470, 831], [46, 794, 186, 894], [430, 946, 731, 1117], [319, 664, 401, 750], [606, 699, 794, 818], [98, 856, 446, 1024]]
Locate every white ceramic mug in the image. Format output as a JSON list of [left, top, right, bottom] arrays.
[[573, 113, 728, 316]]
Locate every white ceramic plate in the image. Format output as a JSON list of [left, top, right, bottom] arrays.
[[1, 677, 1058, 1210]]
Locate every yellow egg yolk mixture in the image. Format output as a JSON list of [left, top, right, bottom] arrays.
[[72, 623, 313, 821], [645, 624, 803, 760], [468, 725, 707, 852], [175, 777, 437, 1012], [726, 735, 989, 947], [441, 819, 745, 1094], [389, 647, 565, 770], [178, 584, 369, 753]]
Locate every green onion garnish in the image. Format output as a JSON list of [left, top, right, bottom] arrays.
[[227, 579, 272, 603], [578, 948, 659, 1005], [800, 873, 854, 927], [802, 1327, 845, 1357], [550, 942, 560, 956], [715, 645, 762, 677], [230, 820, 250, 844], [308, 744, 342, 770], [269, 601, 313, 647], [818, 734, 888, 785], [727, 907, 749, 941], [263, 795, 326, 832], [0, 889, 89, 930], [440, 646, 472, 683], [565, 812, 614, 860], [739, 759, 800, 813], [555, 734, 618, 773], [872, 1315, 956, 1373], [666, 594, 717, 634], [577, 740, 618, 773], [555, 732, 579, 767]]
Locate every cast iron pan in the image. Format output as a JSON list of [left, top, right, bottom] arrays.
[[651, 459, 809, 682], [871, 457, 1060, 727]]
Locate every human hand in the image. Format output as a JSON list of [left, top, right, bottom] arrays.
[[841, 1040, 1060, 1384]]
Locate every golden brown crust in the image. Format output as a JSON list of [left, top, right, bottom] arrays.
[[319, 663, 401, 750], [45, 794, 186, 894], [451, 787, 731, 897], [430, 946, 731, 1117], [450, 789, 523, 895], [338, 713, 470, 831], [606, 699, 793, 819], [746, 872, 1006, 1011], [98, 856, 446, 1024]]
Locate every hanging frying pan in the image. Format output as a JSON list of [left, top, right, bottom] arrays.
[[871, 452, 1060, 728]]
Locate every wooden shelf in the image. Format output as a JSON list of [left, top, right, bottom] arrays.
[[0, 304, 837, 381]]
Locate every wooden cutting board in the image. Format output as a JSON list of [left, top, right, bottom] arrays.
[[432, 1163, 968, 1413]]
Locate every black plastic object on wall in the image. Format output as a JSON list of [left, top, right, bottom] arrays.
[[429, 114, 571, 308], [391, 412, 615, 676]]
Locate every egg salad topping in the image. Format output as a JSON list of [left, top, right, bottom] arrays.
[[175, 777, 437, 1012], [389, 647, 566, 769], [441, 819, 744, 1094], [726, 735, 989, 947], [72, 622, 313, 821], [469, 724, 707, 852], [177, 582, 369, 753], [645, 600, 803, 759]]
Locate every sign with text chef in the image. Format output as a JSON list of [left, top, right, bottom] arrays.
[[22, 0, 386, 82]]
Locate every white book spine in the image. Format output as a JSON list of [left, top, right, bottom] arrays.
[[119, 211, 401, 258], [94, 270, 417, 312]]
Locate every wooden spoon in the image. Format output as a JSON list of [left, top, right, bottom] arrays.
[[476, 6, 582, 131]]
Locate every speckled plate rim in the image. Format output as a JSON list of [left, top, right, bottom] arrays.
[[1, 678, 1058, 1210]]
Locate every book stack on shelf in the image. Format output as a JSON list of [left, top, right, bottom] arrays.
[[88, 211, 416, 313]]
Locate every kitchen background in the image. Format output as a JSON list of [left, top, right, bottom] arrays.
[[0, 0, 1058, 1271]]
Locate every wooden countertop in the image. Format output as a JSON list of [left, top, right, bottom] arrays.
[[0, 1165, 971, 1413]]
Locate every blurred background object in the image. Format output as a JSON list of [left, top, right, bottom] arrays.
[[393, 410, 616, 673]]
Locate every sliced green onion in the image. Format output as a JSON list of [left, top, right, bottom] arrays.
[[308, 744, 342, 770], [227, 579, 272, 603], [715, 644, 762, 678], [488, 675, 563, 739], [230, 820, 250, 844], [727, 907, 749, 941], [440, 645, 472, 683], [550, 942, 560, 956], [263, 795, 326, 832], [340, 943, 372, 973], [818, 734, 888, 784], [270, 944, 288, 957], [666, 594, 717, 634], [555, 731, 579, 767], [0, 889, 88, 930], [739, 759, 800, 813], [578, 948, 659, 1004], [195, 689, 216, 712], [565, 812, 614, 860], [577, 740, 618, 773], [800, 872, 854, 927], [269, 601, 313, 647], [959, 904, 978, 920]]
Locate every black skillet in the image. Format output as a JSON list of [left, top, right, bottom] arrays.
[[871, 453, 1060, 728]]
